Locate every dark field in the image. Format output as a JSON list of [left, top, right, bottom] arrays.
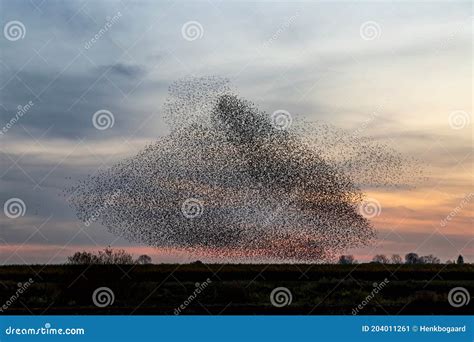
[[0, 264, 472, 315]]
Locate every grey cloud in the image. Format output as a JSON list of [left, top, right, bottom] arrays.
[[1, 67, 169, 140], [101, 63, 146, 79]]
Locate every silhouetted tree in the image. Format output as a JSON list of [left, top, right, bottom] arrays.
[[457, 255, 464, 265], [66, 248, 134, 265], [338, 255, 357, 264], [391, 254, 403, 264], [405, 252, 420, 264], [98, 247, 134, 264], [136, 255, 152, 265], [372, 254, 390, 264], [67, 251, 100, 264], [419, 254, 440, 264]]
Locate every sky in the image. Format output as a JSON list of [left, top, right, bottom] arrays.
[[0, 0, 472, 264]]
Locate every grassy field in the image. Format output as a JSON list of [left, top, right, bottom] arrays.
[[0, 264, 472, 315]]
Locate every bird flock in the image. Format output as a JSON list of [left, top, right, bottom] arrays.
[[66, 77, 420, 262]]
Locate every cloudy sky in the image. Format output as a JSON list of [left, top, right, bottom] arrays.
[[1, 0, 472, 264]]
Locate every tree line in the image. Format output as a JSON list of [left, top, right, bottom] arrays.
[[66, 248, 466, 265], [338, 253, 465, 265], [67, 248, 152, 265]]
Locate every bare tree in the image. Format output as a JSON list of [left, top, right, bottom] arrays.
[[66, 248, 134, 265], [136, 255, 152, 265], [372, 254, 390, 264], [419, 254, 440, 264], [67, 251, 100, 264], [390, 254, 403, 264], [338, 255, 357, 264], [98, 247, 134, 264]]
